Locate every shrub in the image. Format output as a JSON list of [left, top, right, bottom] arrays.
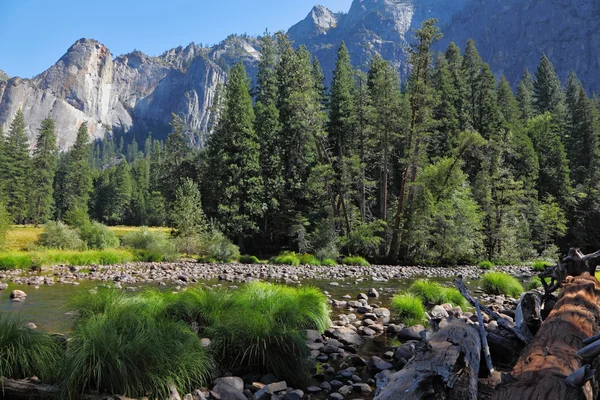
[[391, 294, 426, 325], [173, 235, 201, 256], [60, 300, 212, 399], [532, 260, 552, 271], [38, 221, 85, 250], [79, 222, 119, 250], [341, 256, 369, 266], [321, 258, 337, 266], [122, 228, 177, 262], [0, 202, 10, 249], [0, 314, 62, 382], [271, 252, 300, 266], [238, 255, 261, 264], [479, 260, 494, 270], [197, 229, 239, 262], [527, 276, 543, 291], [298, 254, 321, 266], [481, 272, 524, 297]]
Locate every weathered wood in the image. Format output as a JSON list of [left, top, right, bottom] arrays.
[[563, 248, 600, 276], [492, 273, 600, 400], [0, 377, 134, 400], [486, 332, 521, 368], [475, 299, 494, 374], [374, 321, 481, 400], [455, 277, 532, 344], [515, 290, 543, 336]]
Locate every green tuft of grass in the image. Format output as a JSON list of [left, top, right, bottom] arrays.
[[0, 249, 135, 270], [391, 294, 426, 325], [532, 260, 552, 271], [298, 254, 321, 266], [321, 258, 337, 266], [408, 280, 468, 309], [481, 272, 524, 297], [60, 290, 212, 399], [527, 276, 543, 291], [238, 255, 261, 264], [0, 314, 62, 383], [478, 260, 494, 270], [271, 252, 300, 266], [341, 256, 369, 266]]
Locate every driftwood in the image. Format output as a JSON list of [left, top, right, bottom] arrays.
[[455, 277, 532, 344], [0, 377, 138, 400], [475, 299, 494, 374], [486, 332, 522, 368], [374, 321, 481, 400], [515, 290, 543, 336], [492, 273, 600, 400]]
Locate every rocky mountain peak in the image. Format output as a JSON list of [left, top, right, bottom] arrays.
[[288, 5, 342, 43], [160, 42, 206, 71]]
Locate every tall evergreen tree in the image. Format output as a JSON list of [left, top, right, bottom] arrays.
[[430, 52, 459, 158], [206, 62, 263, 247], [461, 39, 483, 129], [63, 123, 93, 216], [2, 110, 31, 223], [533, 54, 566, 118], [516, 68, 535, 122], [444, 42, 468, 131], [31, 117, 58, 226], [389, 18, 441, 261], [497, 75, 520, 126]]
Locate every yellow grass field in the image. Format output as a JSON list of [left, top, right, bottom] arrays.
[[5, 225, 170, 251]]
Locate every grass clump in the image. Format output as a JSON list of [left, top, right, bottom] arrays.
[[60, 290, 212, 399], [527, 276, 543, 290], [0, 314, 62, 382], [321, 258, 337, 266], [408, 280, 468, 309], [391, 294, 426, 326], [532, 260, 552, 271], [481, 272, 524, 297], [298, 254, 321, 266], [0, 252, 33, 270], [0, 249, 134, 270], [478, 260, 494, 270], [197, 230, 240, 262], [37, 221, 85, 250], [238, 255, 261, 264], [122, 227, 177, 262], [341, 256, 369, 266], [271, 252, 300, 266]]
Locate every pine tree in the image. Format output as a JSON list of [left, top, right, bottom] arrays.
[[430, 52, 459, 158], [254, 30, 283, 246], [0, 126, 5, 205], [516, 68, 535, 122], [461, 39, 483, 129], [312, 57, 328, 110], [569, 87, 600, 187], [31, 117, 58, 226], [533, 54, 566, 118], [170, 178, 206, 237], [160, 114, 192, 202], [63, 123, 93, 216], [445, 42, 469, 131], [2, 110, 31, 223], [206, 62, 263, 247], [497, 75, 520, 126], [389, 18, 441, 261]]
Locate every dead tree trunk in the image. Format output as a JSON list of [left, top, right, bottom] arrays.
[[374, 321, 481, 400], [492, 273, 600, 400]]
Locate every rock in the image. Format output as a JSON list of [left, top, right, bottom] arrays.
[[266, 381, 287, 394], [10, 290, 27, 299], [281, 393, 301, 400], [357, 293, 368, 300], [306, 330, 322, 342], [329, 380, 344, 390], [213, 377, 244, 392], [398, 325, 425, 341], [334, 327, 364, 346], [367, 356, 393, 372], [338, 385, 353, 395], [211, 383, 246, 400], [200, 338, 211, 347], [25, 322, 37, 329], [352, 383, 372, 394], [306, 386, 322, 393], [394, 343, 416, 360], [329, 393, 344, 400], [367, 288, 379, 298], [429, 305, 449, 319], [0, 282, 8, 290], [260, 374, 279, 385]]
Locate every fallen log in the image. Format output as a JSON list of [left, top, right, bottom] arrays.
[[0, 377, 135, 400], [492, 273, 600, 400], [374, 321, 481, 400], [515, 290, 543, 336]]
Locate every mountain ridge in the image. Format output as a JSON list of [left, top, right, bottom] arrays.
[[1, 0, 598, 148]]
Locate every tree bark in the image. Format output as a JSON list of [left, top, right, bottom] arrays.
[[374, 321, 481, 400], [492, 273, 600, 400]]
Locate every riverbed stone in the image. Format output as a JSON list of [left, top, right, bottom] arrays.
[[368, 288, 379, 298], [367, 356, 393, 372], [10, 289, 26, 299], [338, 385, 353, 395], [213, 377, 244, 392], [352, 383, 372, 394], [429, 305, 449, 319], [0, 282, 7, 290], [211, 383, 246, 400], [398, 325, 425, 341]]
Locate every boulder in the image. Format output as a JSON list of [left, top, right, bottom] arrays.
[[397, 325, 425, 341], [367, 356, 393, 372], [10, 290, 27, 299], [213, 377, 244, 392]]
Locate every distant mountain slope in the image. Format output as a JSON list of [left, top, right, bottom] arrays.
[[1, 0, 599, 148], [0, 70, 8, 82]]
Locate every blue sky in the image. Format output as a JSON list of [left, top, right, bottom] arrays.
[[0, 0, 352, 79]]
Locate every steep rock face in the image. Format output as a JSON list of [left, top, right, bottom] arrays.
[[290, 0, 469, 82], [0, 39, 226, 148], [439, 0, 600, 93]]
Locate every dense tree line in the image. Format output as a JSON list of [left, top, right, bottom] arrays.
[[1, 20, 599, 264]]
